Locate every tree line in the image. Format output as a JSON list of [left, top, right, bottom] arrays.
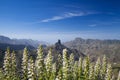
[[0, 46, 120, 80]]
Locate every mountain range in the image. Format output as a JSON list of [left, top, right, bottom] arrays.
[[0, 35, 48, 48], [64, 38, 120, 63], [0, 35, 120, 64]]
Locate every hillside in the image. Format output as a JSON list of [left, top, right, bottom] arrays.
[[0, 35, 48, 48], [64, 38, 120, 63], [0, 43, 35, 50]]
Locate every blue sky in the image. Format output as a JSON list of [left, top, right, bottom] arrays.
[[0, 0, 120, 43]]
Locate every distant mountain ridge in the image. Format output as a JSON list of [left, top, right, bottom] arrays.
[[64, 37, 120, 52], [0, 35, 48, 48], [64, 37, 120, 63], [0, 43, 35, 50]]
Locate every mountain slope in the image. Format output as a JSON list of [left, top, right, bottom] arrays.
[[0, 43, 35, 50], [64, 38, 120, 63], [0, 35, 48, 48], [45, 40, 85, 61]]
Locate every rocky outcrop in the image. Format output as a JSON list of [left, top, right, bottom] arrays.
[[45, 40, 85, 60]]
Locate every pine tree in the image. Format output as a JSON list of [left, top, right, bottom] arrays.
[[94, 57, 101, 80], [73, 61, 78, 80], [69, 53, 74, 79], [35, 45, 45, 80], [28, 57, 36, 80], [78, 57, 83, 80], [101, 55, 107, 79], [83, 56, 90, 80], [45, 49, 53, 80], [62, 49, 69, 80], [55, 54, 63, 80], [3, 47, 11, 79], [56, 54, 62, 75], [117, 71, 120, 80], [21, 47, 28, 80], [50, 63, 57, 80], [11, 51, 18, 79], [1, 46, 116, 80], [105, 64, 112, 80], [89, 63, 94, 80], [55, 68, 63, 80], [0, 68, 4, 80]]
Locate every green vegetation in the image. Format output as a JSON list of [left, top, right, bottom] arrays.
[[0, 46, 120, 80]]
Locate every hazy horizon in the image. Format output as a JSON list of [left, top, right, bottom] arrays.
[[1, 34, 120, 44], [0, 0, 120, 43]]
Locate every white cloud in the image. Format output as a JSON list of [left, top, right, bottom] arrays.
[[41, 16, 64, 22], [88, 24, 97, 27], [41, 11, 94, 22]]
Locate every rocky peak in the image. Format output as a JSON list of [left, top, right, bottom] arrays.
[[55, 39, 66, 51], [53, 40, 85, 59]]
